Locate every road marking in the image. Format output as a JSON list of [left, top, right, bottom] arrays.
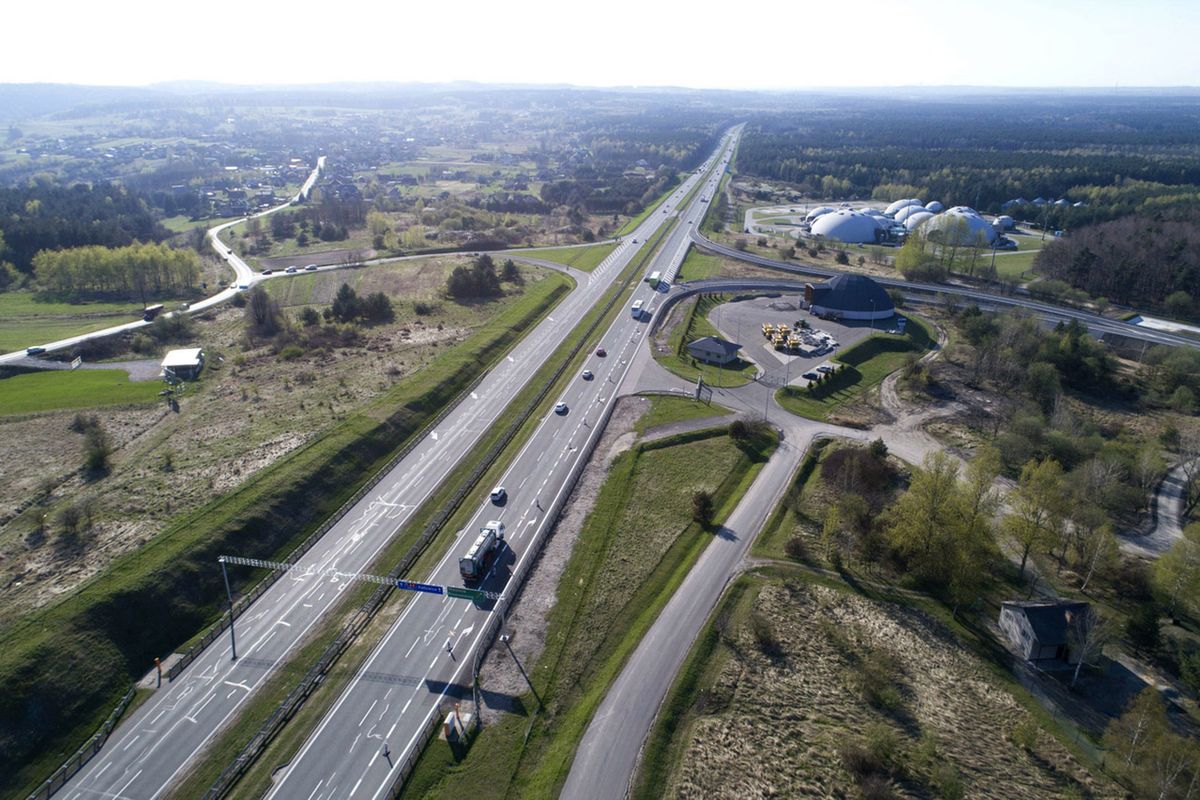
[[405, 637, 420, 657], [359, 700, 378, 727], [305, 780, 324, 800], [224, 680, 250, 691], [351, 777, 364, 796], [122, 733, 141, 751]]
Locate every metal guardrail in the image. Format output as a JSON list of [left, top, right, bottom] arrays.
[[204, 217, 661, 799], [26, 687, 136, 800]]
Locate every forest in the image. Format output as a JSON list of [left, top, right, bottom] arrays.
[[1034, 208, 1200, 313], [0, 183, 167, 273], [735, 94, 1200, 226]]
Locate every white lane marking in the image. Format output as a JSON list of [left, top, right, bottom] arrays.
[[305, 780, 325, 800], [359, 700, 378, 727], [351, 777, 364, 797], [224, 680, 250, 691], [122, 733, 141, 751], [405, 637, 420, 657]]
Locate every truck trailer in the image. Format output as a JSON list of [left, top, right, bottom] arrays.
[[459, 520, 505, 583]]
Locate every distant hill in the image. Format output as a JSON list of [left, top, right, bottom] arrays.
[[0, 84, 156, 124]]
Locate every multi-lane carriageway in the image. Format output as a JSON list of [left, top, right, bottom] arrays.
[[58, 131, 738, 800], [262, 133, 738, 800]]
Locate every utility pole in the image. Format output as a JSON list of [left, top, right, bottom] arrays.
[[219, 556, 237, 661], [500, 634, 542, 711]]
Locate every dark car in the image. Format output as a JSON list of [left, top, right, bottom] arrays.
[[802, 371, 819, 380], [595, 347, 607, 357], [25, 346, 45, 356]]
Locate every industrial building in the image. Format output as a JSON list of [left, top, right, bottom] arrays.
[[803, 274, 894, 321], [686, 336, 741, 365]]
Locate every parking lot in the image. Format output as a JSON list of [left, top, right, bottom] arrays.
[[704, 293, 884, 386]]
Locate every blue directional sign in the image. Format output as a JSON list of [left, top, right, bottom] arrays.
[[396, 579, 444, 595]]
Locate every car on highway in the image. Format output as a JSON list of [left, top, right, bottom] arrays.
[[595, 347, 607, 357], [490, 486, 507, 504], [285, 266, 298, 274], [554, 401, 568, 414], [581, 369, 594, 380], [25, 346, 45, 356], [304, 264, 318, 271], [261, 269, 273, 275], [632, 238, 638, 243]]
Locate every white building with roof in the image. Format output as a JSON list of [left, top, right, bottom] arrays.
[[161, 348, 205, 381]]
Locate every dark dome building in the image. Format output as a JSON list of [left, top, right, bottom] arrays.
[[804, 273, 894, 321]]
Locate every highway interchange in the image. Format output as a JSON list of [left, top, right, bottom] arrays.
[[58, 133, 738, 800], [38, 124, 1200, 800]]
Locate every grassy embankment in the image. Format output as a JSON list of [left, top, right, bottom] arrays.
[[655, 294, 758, 388], [775, 315, 935, 421], [523, 242, 618, 273], [633, 395, 732, 436], [0, 369, 163, 416], [616, 184, 679, 238], [200, 214, 684, 797], [0, 292, 173, 354], [397, 422, 779, 800], [1, 272, 572, 799]]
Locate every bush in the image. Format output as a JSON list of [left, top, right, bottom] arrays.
[[299, 307, 321, 327], [413, 301, 435, 315], [278, 344, 305, 361], [131, 333, 155, 354], [1009, 716, 1039, 750], [835, 250, 850, 265], [692, 490, 715, 528], [1125, 603, 1161, 654], [784, 536, 807, 561], [749, 613, 783, 658], [82, 424, 112, 476]]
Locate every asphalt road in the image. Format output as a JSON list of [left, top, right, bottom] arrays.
[[261, 133, 741, 800], [57, 136, 736, 800]]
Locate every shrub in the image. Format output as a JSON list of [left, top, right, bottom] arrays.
[[835, 250, 850, 265], [1009, 716, 1039, 750], [278, 344, 305, 361], [692, 490, 715, 528], [1125, 603, 1161, 653], [784, 536, 807, 561], [413, 301, 435, 315], [82, 424, 112, 476], [749, 612, 783, 658], [299, 307, 321, 327]]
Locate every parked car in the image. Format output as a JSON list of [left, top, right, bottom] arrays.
[[816, 364, 833, 373], [554, 401, 568, 414], [802, 371, 819, 380]]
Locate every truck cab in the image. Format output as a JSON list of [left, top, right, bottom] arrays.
[[459, 520, 505, 583]]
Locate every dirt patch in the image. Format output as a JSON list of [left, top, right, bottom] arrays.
[[668, 580, 1122, 799], [477, 395, 649, 723]]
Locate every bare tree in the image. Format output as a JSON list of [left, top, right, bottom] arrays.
[[1067, 605, 1110, 688]]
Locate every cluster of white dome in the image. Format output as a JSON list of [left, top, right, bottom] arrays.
[[799, 197, 1003, 246], [920, 206, 998, 245]]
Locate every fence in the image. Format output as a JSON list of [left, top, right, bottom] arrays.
[[204, 219, 656, 799], [26, 687, 136, 800]]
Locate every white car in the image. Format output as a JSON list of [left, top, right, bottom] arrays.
[[554, 401, 568, 415], [490, 486, 507, 504], [285, 266, 298, 274], [304, 264, 318, 271]]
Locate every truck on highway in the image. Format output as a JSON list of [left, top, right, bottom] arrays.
[[459, 520, 505, 583], [142, 304, 165, 322], [631, 299, 644, 318]]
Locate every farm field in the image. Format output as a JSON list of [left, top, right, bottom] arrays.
[[0, 292, 169, 354], [0, 369, 162, 416], [635, 573, 1122, 800]]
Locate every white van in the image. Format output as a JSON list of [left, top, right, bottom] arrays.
[[631, 299, 644, 318]]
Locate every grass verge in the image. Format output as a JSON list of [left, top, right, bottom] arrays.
[[0, 369, 163, 416], [397, 423, 778, 799], [524, 242, 618, 272], [633, 395, 732, 436], [775, 314, 934, 421], [1, 272, 572, 798]]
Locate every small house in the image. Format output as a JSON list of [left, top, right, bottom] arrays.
[[686, 336, 741, 366], [161, 348, 205, 381], [999, 600, 1091, 668]]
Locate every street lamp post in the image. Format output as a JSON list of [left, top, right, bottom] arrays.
[[219, 556, 237, 661]]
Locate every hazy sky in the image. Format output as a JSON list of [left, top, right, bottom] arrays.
[[4, 0, 1198, 89]]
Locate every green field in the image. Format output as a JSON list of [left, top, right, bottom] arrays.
[[0, 292, 179, 355], [992, 249, 1041, 279], [675, 251, 724, 282], [525, 243, 618, 273], [399, 424, 777, 800], [0, 369, 162, 416], [775, 315, 934, 421]]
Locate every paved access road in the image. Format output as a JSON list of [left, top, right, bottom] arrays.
[[262, 133, 741, 800], [57, 136, 734, 800]]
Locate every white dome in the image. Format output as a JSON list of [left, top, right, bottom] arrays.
[[804, 206, 836, 223], [904, 210, 935, 231], [894, 204, 929, 223], [995, 215, 1014, 229], [809, 209, 884, 244], [861, 207, 888, 217], [924, 200, 944, 213], [885, 198, 923, 217], [923, 206, 997, 245]]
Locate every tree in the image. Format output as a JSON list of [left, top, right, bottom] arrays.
[[1103, 687, 1200, 798], [691, 490, 715, 528], [245, 285, 284, 337], [885, 451, 961, 582], [1067, 604, 1110, 688], [299, 306, 320, 327], [331, 283, 362, 323], [1002, 458, 1066, 578], [501, 259, 522, 283], [1153, 523, 1200, 617], [1125, 603, 1162, 655], [361, 291, 395, 324], [82, 422, 112, 475]]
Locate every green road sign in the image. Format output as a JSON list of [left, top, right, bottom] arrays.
[[446, 586, 486, 603]]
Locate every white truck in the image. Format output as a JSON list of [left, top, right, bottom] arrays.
[[459, 520, 505, 582]]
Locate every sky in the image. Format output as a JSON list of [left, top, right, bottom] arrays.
[[3, 0, 1198, 90]]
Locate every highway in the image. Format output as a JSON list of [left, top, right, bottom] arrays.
[[0, 158, 324, 367], [56, 135, 736, 800], [261, 135, 739, 800]]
